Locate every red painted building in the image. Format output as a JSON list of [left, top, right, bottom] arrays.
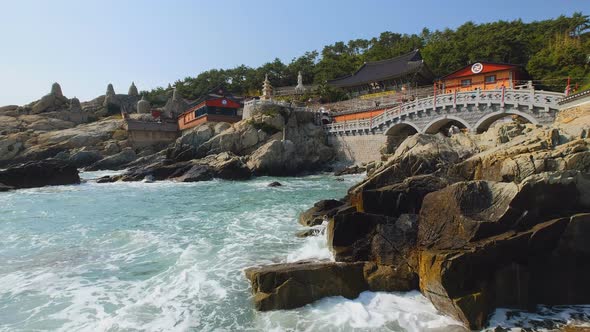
[[439, 62, 527, 93], [178, 87, 242, 131]]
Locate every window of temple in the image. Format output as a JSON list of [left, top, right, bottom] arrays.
[[461, 79, 472, 87], [485, 75, 496, 84]]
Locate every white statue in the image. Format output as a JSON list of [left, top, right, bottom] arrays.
[[295, 71, 305, 93]]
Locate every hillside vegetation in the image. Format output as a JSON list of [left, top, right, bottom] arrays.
[[144, 13, 589, 104]]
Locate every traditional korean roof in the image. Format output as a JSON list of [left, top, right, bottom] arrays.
[[328, 50, 432, 88]]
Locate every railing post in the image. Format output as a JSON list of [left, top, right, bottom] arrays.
[[501, 86, 505, 109]]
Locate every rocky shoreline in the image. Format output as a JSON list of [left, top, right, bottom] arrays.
[[2, 83, 589, 330], [245, 113, 590, 330]]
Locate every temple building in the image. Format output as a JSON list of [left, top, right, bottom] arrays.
[[177, 86, 243, 131], [327, 50, 434, 97], [438, 62, 528, 93]]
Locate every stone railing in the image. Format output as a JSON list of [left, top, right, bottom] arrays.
[[324, 88, 564, 135]]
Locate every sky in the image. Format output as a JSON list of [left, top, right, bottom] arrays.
[[0, 0, 588, 106]]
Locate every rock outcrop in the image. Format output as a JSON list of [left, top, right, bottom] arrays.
[[0, 159, 80, 189], [245, 113, 590, 330]]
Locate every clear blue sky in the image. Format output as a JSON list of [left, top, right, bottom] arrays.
[[0, 0, 587, 105]]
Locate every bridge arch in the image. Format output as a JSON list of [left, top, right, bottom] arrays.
[[385, 121, 420, 136], [423, 116, 471, 134], [474, 110, 539, 133]]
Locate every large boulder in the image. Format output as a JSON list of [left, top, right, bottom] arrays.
[[298, 199, 347, 226], [245, 261, 367, 311], [419, 214, 590, 330], [418, 171, 590, 250], [361, 174, 448, 217], [348, 133, 478, 209], [244, 260, 419, 311], [247, 139, 296, 175], [0, 159, 80, 189]]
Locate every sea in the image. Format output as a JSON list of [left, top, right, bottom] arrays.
[[0, 171, 588, 332]]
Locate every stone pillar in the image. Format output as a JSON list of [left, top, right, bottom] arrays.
[[70, 97, 81, 111], [106, 83, 115, 97], [128, 82, 138, 96], [51, 82, 63, 97], [137, 96, 151, 114]]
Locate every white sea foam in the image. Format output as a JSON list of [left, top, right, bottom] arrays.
[[255, 291, 464, 332], [0, 172, 504, 332], [486, 305, 590, 331], [286, 227, 333, 262]]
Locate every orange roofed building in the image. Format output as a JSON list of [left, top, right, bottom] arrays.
[[439, 62, 528, 93], [177, 87, 243, 131]]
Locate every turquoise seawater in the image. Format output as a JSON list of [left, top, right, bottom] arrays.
[[0, 172, 485, 331]]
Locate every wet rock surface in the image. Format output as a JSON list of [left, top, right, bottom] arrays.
[[0, 159, 80, 189], [245, 114, 590, 330]]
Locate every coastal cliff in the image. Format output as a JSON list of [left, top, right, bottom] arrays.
[[96, 103, 334, 183], [245, 108, 590, 330]]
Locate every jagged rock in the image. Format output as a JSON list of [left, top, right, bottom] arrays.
[[203, 152, 251, 180], [244, 261, 368, 311], [86, 148, 137, 170], [363, 262, 417, 292], [327, 212, 419, 269], [349, 133, 478, 202], [298, 199, 346, 226], [0, 138, 24, 161], [361, 174, 448, 217], [214, 122, 231, 134], [247, 139, 295, 175], [68, 150, 102, 168], [418, 171, 590, 251], [0, 159, 80, 189], [334, 165, 366, 176], [295, 227, 322, 238], [175, 164, 213, 182], [419, 214, 590, 330], [244, 260, 420, 311], [327, 212, 394, 261], [103, 141, 120, 155], [176, 124, 213, 148]]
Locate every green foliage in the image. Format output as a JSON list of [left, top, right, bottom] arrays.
[[145, 13, 589, 101]]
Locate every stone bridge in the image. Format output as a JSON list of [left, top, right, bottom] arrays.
[[325, 88, 564, 164], [325, 88, 564, 136]]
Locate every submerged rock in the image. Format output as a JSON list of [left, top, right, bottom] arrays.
[[268, 181, 282, 187]]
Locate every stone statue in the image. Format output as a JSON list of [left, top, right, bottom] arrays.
[[128, 82, 138, 96], [51, 82, 63, 97], [137, 96, 151, 114], [295, 71, 305, 93], [261, 74, 273, 101], [70, 97, 81, 111], [106, 83, 115, 97]]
